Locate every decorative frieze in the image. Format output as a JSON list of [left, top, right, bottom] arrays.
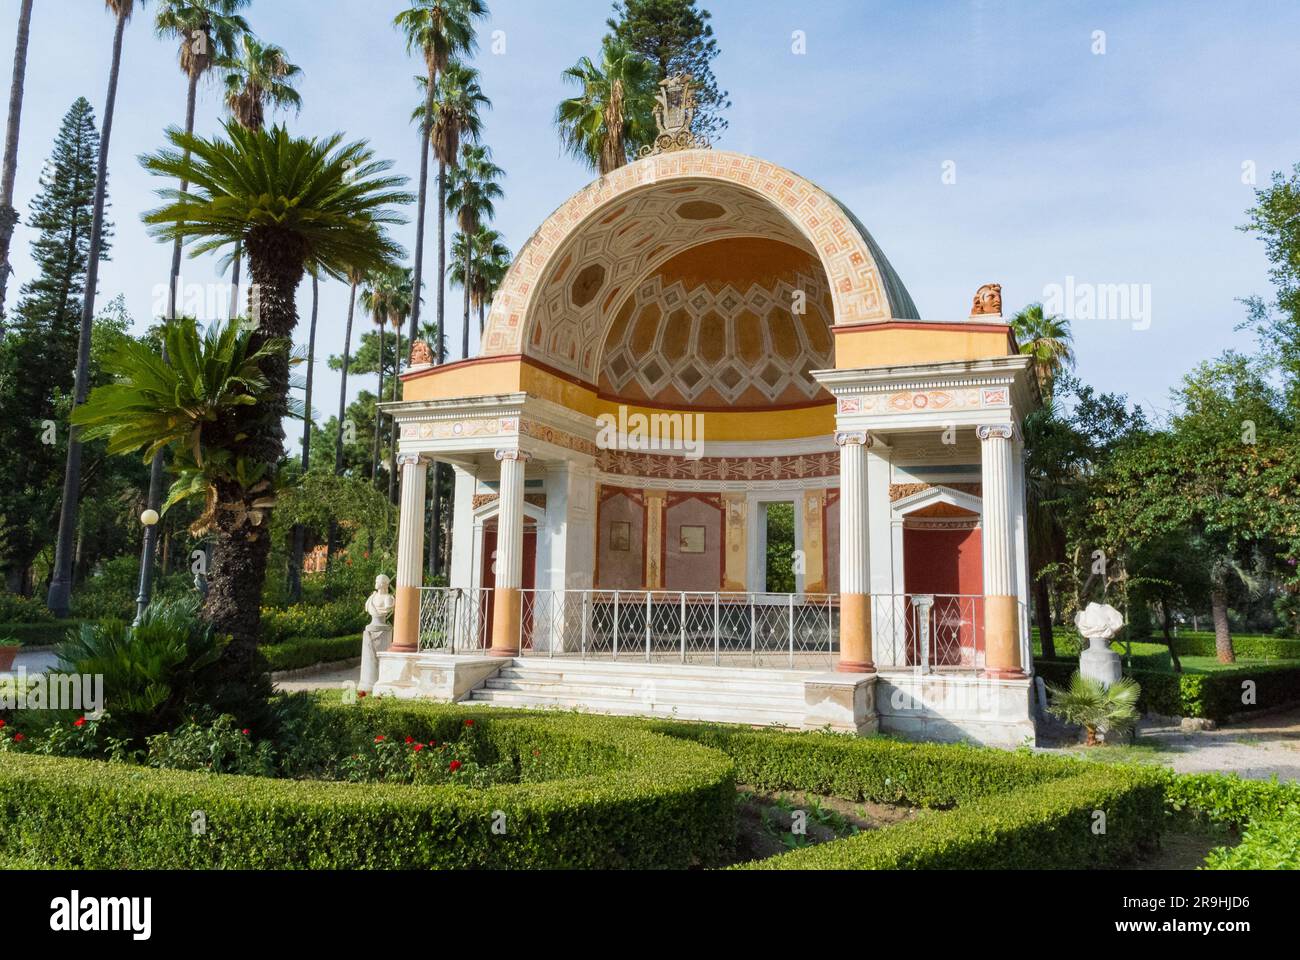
[[597, 448, 839, 482]]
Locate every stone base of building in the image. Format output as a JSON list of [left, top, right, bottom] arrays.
[[875, 671, 1036, 748], [373, 652, 505, 702], [803, 672, 879, 735]]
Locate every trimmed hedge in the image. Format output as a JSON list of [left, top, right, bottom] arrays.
[[0, 702, 736, 870], [1169, 633, 1300, 660], [259, 603, 367, 645], [742, 766, 1163, 870], [263, 634, 361, 673], [646, 722, 1163, 870], [1035, 658, 1300, 720], [1163, 771, 1300, 828], [1204, 806, 1300, 870], [0, 621, 84, 648]]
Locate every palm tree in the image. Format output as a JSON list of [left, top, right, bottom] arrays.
[[137, 120, 411, 671], [220, 33, 302, 317], [449, 225, 510, 353], [393, 0, 486, 348], [447, 144, 503, 359], [415, 61, 489, 363], [325, 265, 367, 570], [1011, 303, 1076, 399], [154, 0, 250, 319], [0, 0, 35, 329], [288, 270, 321, 603], [556, 38, 657, 176], [48, 0, 140, 619], [361, 267, 404, 489]]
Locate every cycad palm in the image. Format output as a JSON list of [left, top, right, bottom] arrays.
[[1011, 303, 1075, 398], [136, 121, 411, 664], [394, 0, 487, 345], [556, 38, 656, 176], [447, 145, 503, 359], [417, 61, 489, 361]]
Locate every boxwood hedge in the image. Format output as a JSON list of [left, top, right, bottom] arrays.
[[0, 702, 736, 870]]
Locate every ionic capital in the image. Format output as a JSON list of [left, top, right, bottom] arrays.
[[976, 424, 1017, 443], [494, 448, 533, 463], [396, 452, 424, 468], [835, 431, 873, 449]]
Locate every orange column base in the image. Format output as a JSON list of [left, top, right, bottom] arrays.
[[837, 592, 875, 674], [490, 587, 522, 657], [983, 594, 1025, 679], [390, 584, 420, 653]]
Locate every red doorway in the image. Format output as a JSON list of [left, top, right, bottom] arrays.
[[902, 516, 983, 667], [480, 521, 537, 649]]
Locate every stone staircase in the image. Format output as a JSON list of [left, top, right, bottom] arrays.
[[465, 658, 810, 727]]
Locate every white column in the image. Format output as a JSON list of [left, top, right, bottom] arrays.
[[866, 442, 898, 667], [391, 453, 428, 653], [836, 431, 874, 672], [1011, 437, 1032, 673], [490, 448, 530, 656], [978, 424, 1024, 678]]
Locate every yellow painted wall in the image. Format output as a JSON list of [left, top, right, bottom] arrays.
[[834, 326, 1013, 369]]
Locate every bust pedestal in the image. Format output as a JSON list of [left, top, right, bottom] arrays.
[[1079, 636, 1122, 688], [360, 624, 392, 693]]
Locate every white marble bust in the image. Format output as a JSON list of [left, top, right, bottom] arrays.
[[365, 574, 395, 627]]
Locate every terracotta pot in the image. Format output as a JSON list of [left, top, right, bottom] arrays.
[[0, 645, 19, 672]]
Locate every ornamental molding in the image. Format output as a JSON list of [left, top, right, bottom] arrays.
[[834, 431, 872, 448], [495, 449, 533, 463], [597, 448, 839, 483], [976, 424, 1017, 442], [396, 452, 424, 468]]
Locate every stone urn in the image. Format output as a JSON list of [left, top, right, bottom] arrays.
[[0, 643, 19, 672], [1075, 602, 1125, 688]]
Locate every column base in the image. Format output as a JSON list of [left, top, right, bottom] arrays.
[[389, 642, 419, 654], [836, 659, 876, 675], [982, 667, 1027, 680]]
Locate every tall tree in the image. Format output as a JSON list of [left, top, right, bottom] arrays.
[[0, 0, 34, 328], [1242, 162, 1300, 414], [137, 120, 411, 679], [448, 225, 510, 347], [417, 61, 488, 364], [556, 38, 657, 176], [47, 0, 137, 618], [0, 99, 109, 594], [446, 144, 503, 359], [220, 32, 302, 317], [606, 0, 729, 142], [288, 271, 320, 602], [393, 0, 486, 349], [1011, 303, 1076, 399]]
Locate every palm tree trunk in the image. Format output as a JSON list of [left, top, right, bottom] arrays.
[[228, 242, 242, 319], [461, 244, 472, 360], [436, 161, 447, 363], [388, 324, 401, 504], [0, 0, 34, 331], [407, 97, 433, 346], [479, 298, 485, 338], [47, 9, 126, 618], [203, 223, 308, 678], [1211, 582, 1236, 665], [289, 275, 320, 603], [371, 325, 385, 487], [326, 279, 358, 570]]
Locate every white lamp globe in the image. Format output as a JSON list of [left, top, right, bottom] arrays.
[[140, 509, 160, 527]]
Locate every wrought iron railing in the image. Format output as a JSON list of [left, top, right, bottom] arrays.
[[416, 588, 1005, 674]]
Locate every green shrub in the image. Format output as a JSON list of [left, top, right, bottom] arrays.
[[259, 601, 365, 645], [1169, 633, 1300, 660], [1047, 673, 1141, 745], [262, 634, 360, 673], [1163, 771, 1300, 827], [52, 598, 228, 741], [0, 593, 55, 624], [1035, 658, 1300, 720], [741, 766, 1164, 869], [0, 703, 737, 870], [1204, 806, 1300, 870]]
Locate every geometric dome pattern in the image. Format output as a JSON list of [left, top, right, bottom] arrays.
[[598, 237, 835, 408], [528, 180, 817, 382]]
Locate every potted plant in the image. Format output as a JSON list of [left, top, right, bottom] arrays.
[[0, 635, 20, 672], [1047, 671, 1141, 746]]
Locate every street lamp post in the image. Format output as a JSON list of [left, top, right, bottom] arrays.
[[133, 508, 160, 625]]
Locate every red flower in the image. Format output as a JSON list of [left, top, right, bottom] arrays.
[[0, 719, 6, 728], [73, 717, 86, 728], [374, 735, 385, 743], [12, 734, 24, 743], [449, 760, 462, 772], [533, 750, 541, 757], [464, 719, 474, 728], [412, 743, 424, 752], [242, 729, 251, 736], [405, 736, 414, 744]]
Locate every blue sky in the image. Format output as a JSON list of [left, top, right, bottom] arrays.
[[4, 0, 1299, 450]]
